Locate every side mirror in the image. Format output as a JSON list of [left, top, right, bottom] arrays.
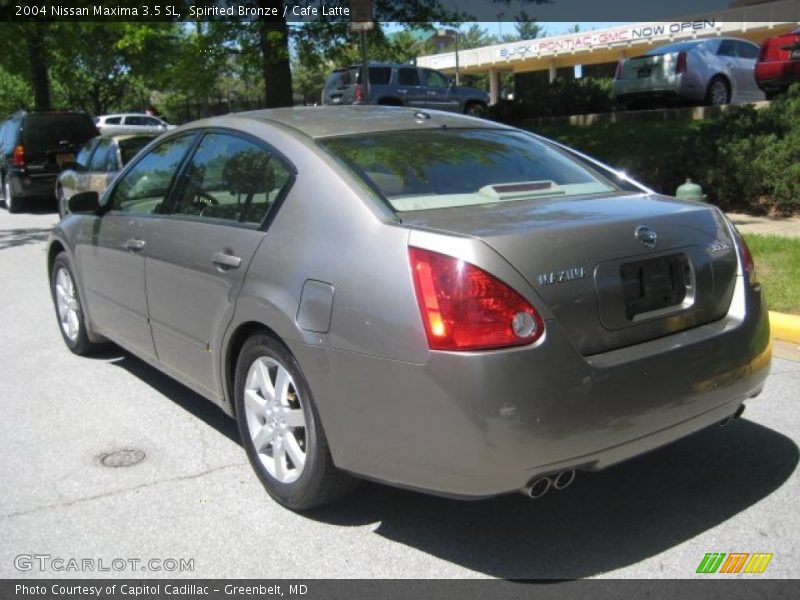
[[68, 191, 100, 214]]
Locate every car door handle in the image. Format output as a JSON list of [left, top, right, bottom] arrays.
[[427, 91, 437, 95], [212, 252, 242, 269], [123, 238, 146, 252]]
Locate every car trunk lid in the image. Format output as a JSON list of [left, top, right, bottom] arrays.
[[400, 193, 738, 355]]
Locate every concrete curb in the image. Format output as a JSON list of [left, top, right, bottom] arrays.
[[770, 311, 800, 344]]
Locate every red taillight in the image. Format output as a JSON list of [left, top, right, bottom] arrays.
[[739, 235, 757, 285], [12, 145, 25, 167], [354, 84, 364, 102], [675, 51, 688, 75], [614, 60, 623, 79], [409, 247, 544, 351]]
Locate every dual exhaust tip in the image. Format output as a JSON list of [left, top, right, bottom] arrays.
[[523, 469, 576, 499]]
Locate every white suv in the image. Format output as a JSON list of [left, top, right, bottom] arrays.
[[95, 113, 175, 136]]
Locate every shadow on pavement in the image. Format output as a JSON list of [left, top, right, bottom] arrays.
[[308, 419, 798, 579], [0, 227, 52, 250], [99, 347, 797, 579], [93, 347, 240, 444]]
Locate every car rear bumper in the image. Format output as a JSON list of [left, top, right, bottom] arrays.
[[613, 73, 705, 102], [294, 276, 770, 498], [755, 61, 800, 91], [7, 170, 58, 199]]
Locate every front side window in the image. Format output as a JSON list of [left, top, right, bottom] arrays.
[[422, 69, 449, 88], [169, 133, 290, 226], [106, 134, 196, 214], [321, 129, 617, 212]]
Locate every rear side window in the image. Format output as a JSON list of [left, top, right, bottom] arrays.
[[118, 136, 153, 166], [89, 140, 114, 171], [325, 70, 352, 90], [104, 116, 122, 125], [735, 41, 759, 59], [321, 129, 617, 212], [398, 68, 420, 86], [107, 134, 197, 214], [647, 41, 701, 56], [368, 67, 392, 85], [75, 139, 97, 168], [169, 133, 291, 226], [22, 114, 97, 151]]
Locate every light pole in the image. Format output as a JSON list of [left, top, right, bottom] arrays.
[[437, 27, 460, 86]]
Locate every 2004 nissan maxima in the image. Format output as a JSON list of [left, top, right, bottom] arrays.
[[48, 106, 770, 510]]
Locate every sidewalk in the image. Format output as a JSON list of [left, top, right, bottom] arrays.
[[726, 212, 800, 238]]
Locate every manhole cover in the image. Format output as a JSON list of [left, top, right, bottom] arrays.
[[98, 449, 145, 468]]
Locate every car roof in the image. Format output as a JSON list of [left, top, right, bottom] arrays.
[[99, 113, 159, 119], [216, 106, 505, 139]]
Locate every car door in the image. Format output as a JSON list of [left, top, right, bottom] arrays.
[[75, 133, 198, 361], [420, 68, 460, 112], [144, 130, 294, 397], [396, 67, 426, 107], [733, 40, 765, 101]]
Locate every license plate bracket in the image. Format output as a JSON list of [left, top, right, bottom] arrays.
[[620, 253, 690, 320]]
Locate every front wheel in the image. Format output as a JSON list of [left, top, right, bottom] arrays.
[[234, 334, 357, 510], [464, 102, 487, 117], [51, 253, 101, 355]]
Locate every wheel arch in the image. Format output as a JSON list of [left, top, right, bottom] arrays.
[[47, 239, 67, 283], [223, 320, 283, 415]]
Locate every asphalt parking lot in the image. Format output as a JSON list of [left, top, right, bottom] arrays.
[[1, 206, 798, 579]]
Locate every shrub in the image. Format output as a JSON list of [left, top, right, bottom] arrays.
[[487, 77, 615, 121]]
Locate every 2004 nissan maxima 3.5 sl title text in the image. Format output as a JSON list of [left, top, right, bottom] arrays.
[[47, 106, 770, 510]]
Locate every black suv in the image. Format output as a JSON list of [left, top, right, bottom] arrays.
[[321, 63, 490, 116], [1, 111, 98, 213]]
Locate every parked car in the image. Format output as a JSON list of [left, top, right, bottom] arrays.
[[1, 111, 98, 213], [95, 113, 174, 136], [321, 62, 490, 116], [755, 27, 800, 99], [613, 38, 765, 107], [48, 106, 769, 511], [56, 134, 156, 218]]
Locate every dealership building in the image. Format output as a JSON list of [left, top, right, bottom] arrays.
[[416, 0, 800, 104]]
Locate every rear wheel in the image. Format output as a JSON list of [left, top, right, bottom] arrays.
[[764, 90, 782, 101], [234, 333, 357, 510], [706, 76, 731, 106], [51, 253, 101, 355], [4, 179, 20, 213]]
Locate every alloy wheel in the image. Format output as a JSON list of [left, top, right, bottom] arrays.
[[710, 80, 729, 106], [243, 356, 307, 484], [54, 267, 80, 342]]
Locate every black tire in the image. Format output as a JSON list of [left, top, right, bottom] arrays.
[[56, 184, 67, 219], [464, 101, 487, 117], [234, 333, 357, 510], [764, 90, 782, 101], [706, 76, 731, 106], [4, 178, 20, 213], [50, 253, 101, 355]]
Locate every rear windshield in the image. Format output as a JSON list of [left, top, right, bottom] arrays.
[[22, 114, 97, 150], [118, 136, 154, 166], [646, 41, 702, 56], [320, 129, 617, 212]]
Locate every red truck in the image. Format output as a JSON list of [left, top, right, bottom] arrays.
[[755, 27, 800, 99]]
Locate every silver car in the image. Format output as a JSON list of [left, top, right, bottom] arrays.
[[56, 134, 156, 218], [614, 38, 766, 106], [95, 113, 175, 136], [47, 107, 770, 510]]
